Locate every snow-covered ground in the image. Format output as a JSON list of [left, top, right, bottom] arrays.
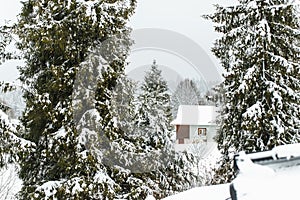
[[163, 184, 230, 200]]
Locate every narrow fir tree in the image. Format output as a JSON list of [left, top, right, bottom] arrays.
[[136, 60, 173, 147], [206, 0, 300, 183], [133, 61, 199, 198]]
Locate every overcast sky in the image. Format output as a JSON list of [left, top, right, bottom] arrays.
[[0, 0, 236, 83], [129, 0, 231, 55], [127, 0, 236, 86]]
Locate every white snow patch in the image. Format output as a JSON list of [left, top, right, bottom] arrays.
[[242, 102, 262, 121], [35, 180, 63, 199], [273, 143, 300, 158], [163, 184, 230, 200], [247, 1, 258, 9], [145, 195, 156, 200], [53, 127, 67, 139]]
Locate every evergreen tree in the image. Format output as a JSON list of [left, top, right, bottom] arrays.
[[132, 61, 199, 198], [14, 0, 137, 198], [136, 60, 173, 148], [206, 0, 300, 183], [204, 87, 224, 106], [171, 79, 201, 117]]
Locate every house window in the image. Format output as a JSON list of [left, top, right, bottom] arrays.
[[178, 138, 184, 144], [198, 128, 207, 136]]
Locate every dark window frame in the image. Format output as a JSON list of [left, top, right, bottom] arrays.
[[198, 128, 207, 136]]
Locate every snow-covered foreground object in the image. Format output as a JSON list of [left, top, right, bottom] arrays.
[[231, 143, 300, 200], [163, 144, 300, 200], [162, 184, 230, 200], [234, 168, 300, 200]]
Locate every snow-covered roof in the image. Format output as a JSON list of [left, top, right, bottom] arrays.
[[171, 105, 218, 126]]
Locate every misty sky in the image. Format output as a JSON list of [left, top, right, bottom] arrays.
[[0, 0, 237, 83]]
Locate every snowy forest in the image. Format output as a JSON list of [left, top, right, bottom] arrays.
[[0, 0, 300, 199]]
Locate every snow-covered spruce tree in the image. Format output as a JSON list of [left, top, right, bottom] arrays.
[[171, 79, 201, 117], [206, 0, 300, 183], [136, 60, 173, 148], [14, 0, 136, 198], [132, 61, 199, 198]]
